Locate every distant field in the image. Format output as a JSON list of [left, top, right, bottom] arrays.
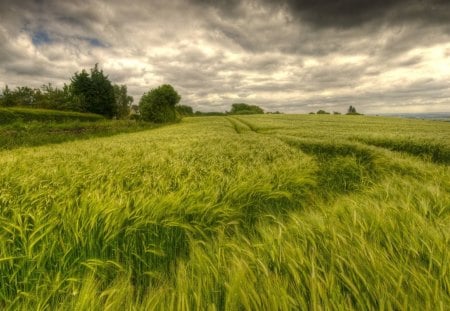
[[379, 112, 450, 122], [0, 115, 449, 309]]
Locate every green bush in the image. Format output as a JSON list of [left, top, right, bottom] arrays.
[[139, 85, 181, 123]]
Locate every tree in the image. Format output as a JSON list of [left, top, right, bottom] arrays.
[[230, 103, 264, 115], [0, 85, 16, 107], [316, 109, 330, 114], [89, 65, 116, 117], [346, 106, 362, 115], [13, 87, 36, 106], [0, 86, 41, 107], [194, 111, 226, 116], [62, 84, 84, 111], [114, 84, 133, 119], [70, 64, 116, 117], [175, 105, 193, 116], [347, 105, 358, 114], [70, 69, 90, 112], [34, 83, 74, 110], [139, 84, 181, 123]]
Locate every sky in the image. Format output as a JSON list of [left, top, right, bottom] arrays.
[[0, 0, 450, 114]]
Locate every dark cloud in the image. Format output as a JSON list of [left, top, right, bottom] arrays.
[[192, 0, 450, 29]]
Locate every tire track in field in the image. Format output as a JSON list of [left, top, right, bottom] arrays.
[[351, 137, 450, 165], [231, 117, 258, 132], [226, 117, 254, 134]]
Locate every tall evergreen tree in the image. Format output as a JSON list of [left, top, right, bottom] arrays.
[[347, 105, 357, 114], [70, 70, 90, 112], [70, 64, 116, 118]]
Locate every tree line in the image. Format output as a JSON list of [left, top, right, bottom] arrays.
[[0, 65, 268, 123], [0, 65, 133, 119], [177, 103, 268, 117], [0, 64, 196, 123], [0, 64, 280, 123], [310, 106, 361, 115]]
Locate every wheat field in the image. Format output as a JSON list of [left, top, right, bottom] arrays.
[[0, 115, 449, 310]]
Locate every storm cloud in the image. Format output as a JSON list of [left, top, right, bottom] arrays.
[[0, 0, 449, 113]]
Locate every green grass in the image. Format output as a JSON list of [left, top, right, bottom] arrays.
[[0, 115, 449, 310], [0, 120, 161, 150], [0, 107, 105, 124]]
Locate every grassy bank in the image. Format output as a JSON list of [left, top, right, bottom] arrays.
[[0, 115, 449, 310], [0, 107, 104, 124], [0, 120, 160, 150]]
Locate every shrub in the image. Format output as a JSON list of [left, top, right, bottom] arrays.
[[139, 85, 181, 123]]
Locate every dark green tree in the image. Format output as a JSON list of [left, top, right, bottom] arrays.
[[175, 105, 193, 116], [0, 85, 16, 107], [347, 105, 358, 114], [114, 84, 133, 119], [230, 103, 264, 114], [316, 109, 330, 114], [139, 84, 181, 123], [89, 65, 116, 117], [70, 69, 90, 112], [62, 84, 84, 111], [70, 64, 116, 117]]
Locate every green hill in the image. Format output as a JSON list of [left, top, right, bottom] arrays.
[[0, 115, 449, 309]]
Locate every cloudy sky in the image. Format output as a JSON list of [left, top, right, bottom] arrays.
[[1, 0, 449, 113]]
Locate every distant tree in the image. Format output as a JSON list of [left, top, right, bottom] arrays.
[[12, 86, 36, 106], [175, 105, 194, 116], [114, 84, 133, 119], [130, 104, 140, 114], [1, 84, 80, 111], [194, 111, 226, 116], [230, 103, 264, 115], [347, 106, 356, 114], [346, 105, 361, 115], [309, 112, 315, 114], [34, 84, 54, 109], [0, 85, 16, 107], [139, 84, 181, 123], [34, 83, 74, 110], [333, 111, 341, 115], [70, 64, 116, 117], [317, 110, 330, 114]]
